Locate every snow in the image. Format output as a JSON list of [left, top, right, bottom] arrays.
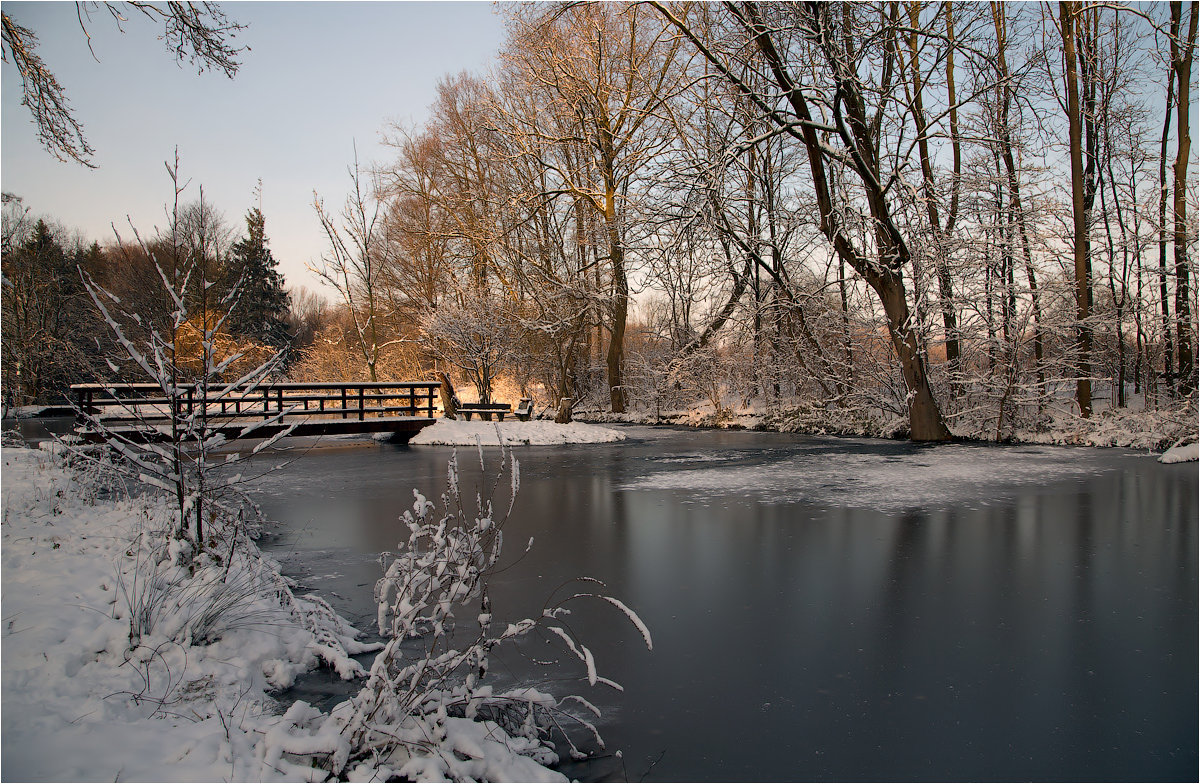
[[0, 444, 567, 781], [1159, 443, 1199, 463], [623, 442, 1112, 513], [410, 418, 625, 446], [4, 449, 259, 779]]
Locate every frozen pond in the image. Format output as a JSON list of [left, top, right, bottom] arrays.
[[251, 425, 1197, 782]]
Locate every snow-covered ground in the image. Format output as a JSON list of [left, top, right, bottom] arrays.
[[1, 445, 567, 782], [1, 446, 360, 780], [1160, 442, 1200, 463], [409, 419, 625, 446]]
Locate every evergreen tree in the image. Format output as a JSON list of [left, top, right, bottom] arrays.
[[226, 207, 289, 349]]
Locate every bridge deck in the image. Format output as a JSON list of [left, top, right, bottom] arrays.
[[78, 414, 436, 444]]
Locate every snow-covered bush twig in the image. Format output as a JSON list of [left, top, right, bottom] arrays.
[[73, 156, 297, 561]]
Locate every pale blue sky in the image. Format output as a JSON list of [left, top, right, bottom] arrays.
[[1, 1, 507, 294]]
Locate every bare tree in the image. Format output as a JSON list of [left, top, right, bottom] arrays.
[[311, 148, 397, 383], [1, 192, 33, 257], [901, 1, 967, 379], [651, 2, 958, 440], [1, 2, 245, 167], [80, 154, 289, 548], [503, 3, 686, 413], [1059, 1, 1096, 418], [378, 127, 452, 325], [420, 291, 522, 406], [1157, 9, 1178, 394], [989, 3, 1046, 401]]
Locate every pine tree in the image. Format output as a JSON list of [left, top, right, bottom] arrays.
[[226, 207, 289, 349]]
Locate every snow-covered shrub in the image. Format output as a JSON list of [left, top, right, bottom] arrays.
[[64, 448, 380, 671], [115, 534, 380, 685], [270, 448, 652, 780]]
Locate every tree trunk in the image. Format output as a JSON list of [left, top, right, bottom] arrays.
[[437, 371, 458, 419], [992, 2, 1044, 397], [868, 266, 951, 441], [1158, 38, 1177, 393], [941, 1, 963, 369], [606, 258, 629, 413], [1061, 1, 1093, 417], [604, 194, 629, 413], [1172, 0, 1198, 394]]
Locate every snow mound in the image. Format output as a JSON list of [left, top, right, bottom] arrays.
[[1159, 443, 1199, 464], [410, 419, 625, 446]]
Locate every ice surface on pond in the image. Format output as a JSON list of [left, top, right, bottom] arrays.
[[627, 442, 1111, 512], [656, 451, 742, 464], [409, 419, 625, 445]]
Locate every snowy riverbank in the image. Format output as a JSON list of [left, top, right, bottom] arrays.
[[575, 395, 1198, 456], [0, 444, 568, 781]]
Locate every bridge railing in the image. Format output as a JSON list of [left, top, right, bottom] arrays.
[[72, 381, 442, 424]]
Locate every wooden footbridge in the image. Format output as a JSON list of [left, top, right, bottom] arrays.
[[71, 381, 443, 444]]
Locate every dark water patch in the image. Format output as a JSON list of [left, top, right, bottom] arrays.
[[1, 416, 76, 445]]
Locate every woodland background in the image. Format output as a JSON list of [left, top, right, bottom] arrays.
[[3, 2, 1197, 442]]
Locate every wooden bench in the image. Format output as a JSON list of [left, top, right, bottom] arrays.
[[514, 397, 533, 421], [457, 402, 513, 421]]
